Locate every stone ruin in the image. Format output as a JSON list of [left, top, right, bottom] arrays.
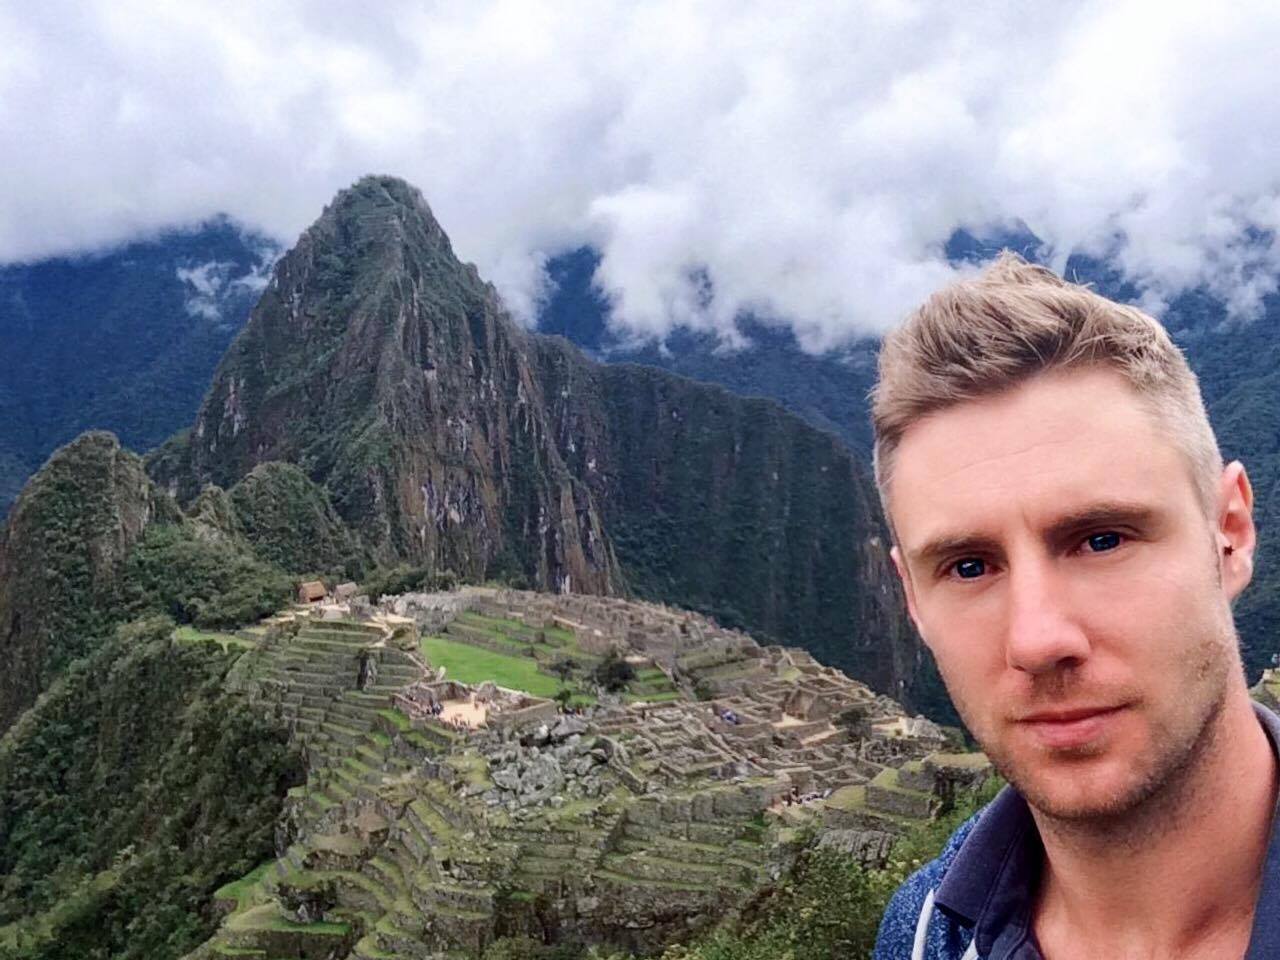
[[191, 588, 993, 960], [394, 679, 558, 735]]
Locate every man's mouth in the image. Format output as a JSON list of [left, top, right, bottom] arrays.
[[1017, 704, 1129, 750]]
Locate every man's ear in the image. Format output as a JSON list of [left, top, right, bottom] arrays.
[[1217, 461, 1256, 601], [890, 544, 925, 638]]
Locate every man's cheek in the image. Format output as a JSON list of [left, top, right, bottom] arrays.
[[933, 646, 998, 729]]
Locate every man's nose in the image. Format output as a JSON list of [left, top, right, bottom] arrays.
[[1004, 558, 1091, 675]]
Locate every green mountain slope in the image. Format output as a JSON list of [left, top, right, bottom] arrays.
[[0, 433, 177, 730], [0, 617, 300, 960]]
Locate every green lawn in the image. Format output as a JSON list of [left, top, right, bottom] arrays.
[[420, 634, 564, 697]]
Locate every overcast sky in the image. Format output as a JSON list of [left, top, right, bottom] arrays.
[[4, 0, 1280, 348]]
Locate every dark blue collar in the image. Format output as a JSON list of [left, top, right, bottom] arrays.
[[934, 701, 1280, 960]]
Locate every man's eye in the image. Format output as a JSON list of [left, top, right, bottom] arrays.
[[1086, 532, 1122, 552], [952, 557, 986, 579]]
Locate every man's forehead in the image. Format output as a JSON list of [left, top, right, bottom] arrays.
[[885, 368, 1195, 547]]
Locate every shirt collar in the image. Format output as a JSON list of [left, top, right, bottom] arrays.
[[934, 701, 1280, 960], [1244, 701, 1280, 958], [933, 782, 1040, 957]]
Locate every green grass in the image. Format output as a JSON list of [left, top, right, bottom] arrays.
[[455, 612, 584, 652], [454, 611, 535, 639], [446, 621, 532, 654], [420, 635, 565, 697], [227, 903, 349, 934], [376, 708, 411, 732], [624, 690, 682, 703], [541, 624, 576, 645], [213, 862, 274, 911], [173, 624, 256, 651]]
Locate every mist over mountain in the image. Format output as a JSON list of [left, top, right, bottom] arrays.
[[0, 218, 278, 514]]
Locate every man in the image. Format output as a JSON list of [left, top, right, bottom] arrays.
[[872, 255, 1280, 959]]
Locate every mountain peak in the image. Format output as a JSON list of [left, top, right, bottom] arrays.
[[311, 174, 454, 261], [165, 181, 915, 703]]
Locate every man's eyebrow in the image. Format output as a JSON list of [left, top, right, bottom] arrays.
[[1042, 502, 1160, 543], [906, 501, 1161, 571], [908, 533, 1003, 570]]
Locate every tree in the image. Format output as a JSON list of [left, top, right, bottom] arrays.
[[592, 651, 635, 692], [549, 657, 577, 682]]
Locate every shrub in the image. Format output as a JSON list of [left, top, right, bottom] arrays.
[[360, 564, 458, 601], [120, 524, 292, 629]]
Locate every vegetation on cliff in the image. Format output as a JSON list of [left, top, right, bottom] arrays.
[[0, 436, 318, 731], [120, 523, 293, 629], [0, 617, 301, 960], [590, 362, 903, 677], [227, 462, 366, 577], [0, 433, 178, 730]]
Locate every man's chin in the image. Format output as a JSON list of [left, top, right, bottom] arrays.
[[990, 750, 1153, 822], [1015, 775, 1150, 823]]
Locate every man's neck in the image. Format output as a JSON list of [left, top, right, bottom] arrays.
[[1031, 691, 1277, 959]]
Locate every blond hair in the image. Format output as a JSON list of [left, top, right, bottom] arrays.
[[871, 253, 1221, 517]]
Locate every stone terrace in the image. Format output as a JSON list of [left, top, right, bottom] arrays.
[[187, 590, 990, 960]]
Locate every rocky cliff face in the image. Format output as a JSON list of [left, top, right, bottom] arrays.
[[0, 432, 176, 730], [530, 344, 913, 685], [151, 175, 918, 699], [154, 176, 621, 597]]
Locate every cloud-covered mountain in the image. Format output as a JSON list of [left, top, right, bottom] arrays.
[[0, 218, 277, 513], [143, 175, 918, 706]]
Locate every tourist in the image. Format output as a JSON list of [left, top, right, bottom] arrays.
[[872, 256, 1280, 958]]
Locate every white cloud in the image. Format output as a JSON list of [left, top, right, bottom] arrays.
[[177, 255, 275, 323], [4, 0, 1280, 348], [176, 262, 229, 321]]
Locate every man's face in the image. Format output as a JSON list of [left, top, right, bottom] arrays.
[[888, 366, 1249, 822]]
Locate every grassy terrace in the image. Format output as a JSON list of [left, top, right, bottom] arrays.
[[435, 611, 680, 704], [226, 903, 349, 935], [173, 624, 256, 652], [420, 634, 568, 698], [213, 862, 274, 910], [457, 611, 575, 645]]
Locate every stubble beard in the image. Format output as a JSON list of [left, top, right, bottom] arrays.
[[957, 619, 1236, 845]]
